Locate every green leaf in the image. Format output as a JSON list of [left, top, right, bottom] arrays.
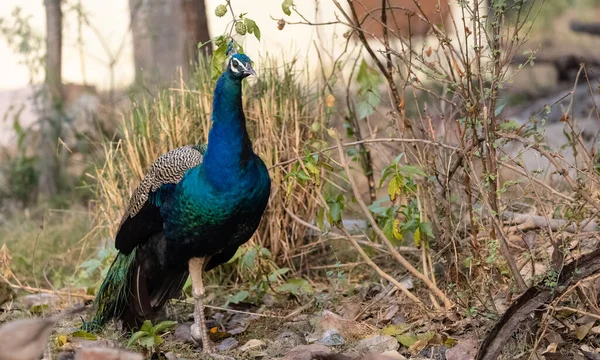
[[153, 335, 164, 346], [328, 201, 342, 225], [499, 119, 520, 130], [316, 207, 325, 231], [71, 330, 97, 340], [357, 59, 382, 88], [259, 247, 272, 258], [140, 320, 153, 333], [278, 278, 314, 295], [228, 290, 249, 305], [243, 18, 261, 41], [381, 323, 411, 336], [268, 267, 291, 282], [494, 103, 505, 116], [154, 320, 178, 334], [139, 336, 155, 349], [226, 248, 243, 264], [398, 165, 427, 177], [397, 333, 417, 347], [211, 41, 229, 80], [128, 330, 149, 347], [419, 221, 434, 238], [282, 0, 293, 15], [242, 247, 257, 269]]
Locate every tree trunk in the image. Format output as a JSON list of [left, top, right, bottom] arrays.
[[129, 0, 211, 86], [182, 0, 212, 62], [39, 0, 63, 199]]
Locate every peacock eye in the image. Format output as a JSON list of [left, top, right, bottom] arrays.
[[232, 59, 239, 68]]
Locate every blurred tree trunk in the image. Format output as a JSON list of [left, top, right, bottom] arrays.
[[129, 0, 211, 86], [182, 0, 212, 63], [39, 0, 63, 199]]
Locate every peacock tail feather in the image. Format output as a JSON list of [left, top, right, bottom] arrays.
[[82, 250, 137, 331]]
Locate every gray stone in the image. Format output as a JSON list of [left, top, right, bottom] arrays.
[[316, 329, 345, 346], [216, 338, 239, 352], [355, 335, 399, 353], [173, 323, 192, 343]]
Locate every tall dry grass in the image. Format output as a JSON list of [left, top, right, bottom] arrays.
[[88, 57, 326, 264]]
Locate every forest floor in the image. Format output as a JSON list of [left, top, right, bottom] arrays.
[[1, 207, 600, 360]]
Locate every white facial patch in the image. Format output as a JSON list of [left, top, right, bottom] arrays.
[[230, 58, 249, 74]]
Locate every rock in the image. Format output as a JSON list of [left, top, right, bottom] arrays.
[[263, 293, 275, 306], [280, 344, 331, 360], [164, 353, 179, 360], [239, 339, 266, 352], [355, 335, 399, 353], [0, 317, 56, 360], [74, 348, 143, 360], [316, 329, 345, 346], [446, 338, 477, 360], [308, 311, 369, 343], [173, 323, 192, 343], [216, 338, 239, 352]]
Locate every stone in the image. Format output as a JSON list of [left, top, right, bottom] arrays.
[[446, 338, 477, 360], [316, 329, 345, 346], [74, 348, 143, 360], [239, 339, 266, 352], [173, 323, 192, 343], [355, 335, 399, 353], [216, 338, 239, 352], [280, 344, 331, 360]]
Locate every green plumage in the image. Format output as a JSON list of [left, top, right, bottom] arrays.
[[83, 250, 137, 331]]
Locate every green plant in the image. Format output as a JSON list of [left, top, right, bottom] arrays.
[[128, 320, 178, 352]]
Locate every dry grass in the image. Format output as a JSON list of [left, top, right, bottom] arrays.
[[88, 57, 326, 265]]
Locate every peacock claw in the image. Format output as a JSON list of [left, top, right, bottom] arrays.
[[191, 323, 214, 353]]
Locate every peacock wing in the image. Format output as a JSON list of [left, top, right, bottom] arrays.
[[115, 144, 206, 254]]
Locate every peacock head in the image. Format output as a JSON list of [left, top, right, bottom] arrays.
[[227, 54, 256, 80]]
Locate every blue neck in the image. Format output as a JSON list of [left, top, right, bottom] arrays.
[[202, 72, 253, 183]]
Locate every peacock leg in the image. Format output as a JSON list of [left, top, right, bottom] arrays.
[[188, 257, 214, 353]]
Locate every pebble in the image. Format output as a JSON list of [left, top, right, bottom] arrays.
[[173, 323, 192, 343], [216, 338, 239, 352], [355, 335, 399, 353], [316, 329, 345, 346]]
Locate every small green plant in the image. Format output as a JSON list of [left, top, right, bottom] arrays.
[[128, 320, 178, 352]]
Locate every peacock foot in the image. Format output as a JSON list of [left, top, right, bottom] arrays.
[[191, 323, 215, 353]]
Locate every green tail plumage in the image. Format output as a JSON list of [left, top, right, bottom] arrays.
[[83, 250, 137, 331]]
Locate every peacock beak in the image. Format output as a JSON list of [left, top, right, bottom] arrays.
[[243, 66, 256, 77]]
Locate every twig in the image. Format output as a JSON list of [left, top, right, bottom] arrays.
[[270, 137, 461, 170], [501, 132, 600, 211], [202, 304, 284, 319], [552, 306, 600, 321], [336, 226, 422, 305]]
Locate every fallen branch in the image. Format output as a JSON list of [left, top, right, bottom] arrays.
[[476, 248, 600, 360]]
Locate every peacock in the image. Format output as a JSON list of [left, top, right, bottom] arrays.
[[85, 52, 271, 354]]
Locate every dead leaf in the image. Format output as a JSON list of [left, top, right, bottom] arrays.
[[576, 322, 595, 340], [542, 342, 558, 354]]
